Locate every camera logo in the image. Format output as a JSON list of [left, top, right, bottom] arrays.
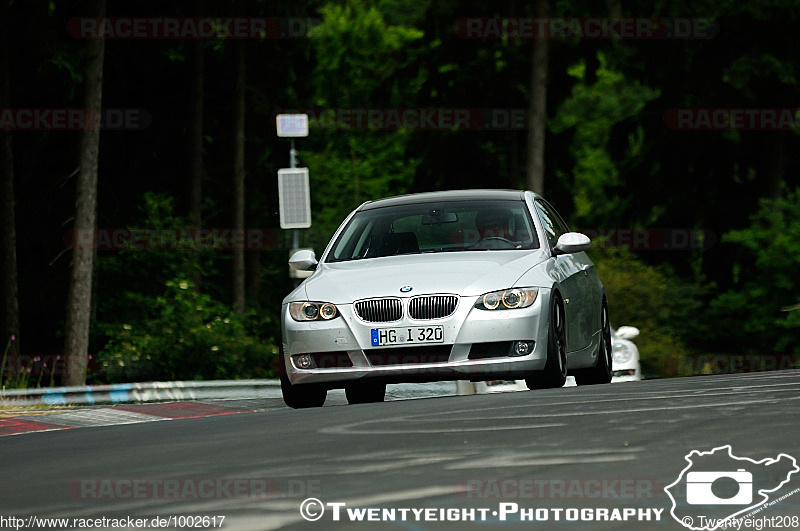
[[686, 469, 752, 505], [665, 446, 799, 531]]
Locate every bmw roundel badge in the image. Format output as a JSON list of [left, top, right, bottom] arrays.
[[400, 285, 413, 293]]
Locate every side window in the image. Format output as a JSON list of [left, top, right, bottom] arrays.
[[534, 199, 569, 249]]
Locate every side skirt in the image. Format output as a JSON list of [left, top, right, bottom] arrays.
[[566, 331, 601, 371]]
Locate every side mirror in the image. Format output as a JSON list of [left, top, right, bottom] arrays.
[[289, 249, 318, 271], [552, 232, 591, 256], [615, 326, 640, 340]]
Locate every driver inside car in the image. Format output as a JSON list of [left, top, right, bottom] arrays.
[[474, 208, 515, 241]]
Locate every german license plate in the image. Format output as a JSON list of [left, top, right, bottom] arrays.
[[370, 326, 444, 347]]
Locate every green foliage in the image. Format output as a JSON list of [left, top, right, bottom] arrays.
[[724, 53, 798, 94], [301, 0, 424, 249], [302, 132, 419, 249], [96, 192, 216, 324], [591, 249, 709, 378], [93, 194, 278, 383], [551, 54, 660, 225], [310, 0, 424, 107], [99, 192, 212, 284], [95, 280, 278, 383], [709, 188, 800, 354], [0, 336, 60, 389]]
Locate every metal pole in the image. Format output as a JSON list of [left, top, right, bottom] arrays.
[[290, 139, 299, 250]]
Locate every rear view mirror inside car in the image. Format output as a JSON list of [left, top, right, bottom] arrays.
[[421, 211, 458, 224]]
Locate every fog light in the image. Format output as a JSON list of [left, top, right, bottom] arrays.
[[511, 341, 534, 357], [294, 354, 315, 369]]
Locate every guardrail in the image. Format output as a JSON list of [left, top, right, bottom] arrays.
[[0, 379, 281, 407]]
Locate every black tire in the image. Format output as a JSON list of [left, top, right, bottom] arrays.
[[574, 297, 613, 386], [525, 293, 567, 389], [279, 350, 327, 408], [345, 381, 386, 404]]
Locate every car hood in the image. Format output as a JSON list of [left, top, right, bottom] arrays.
[[296, 250, 549, 304]]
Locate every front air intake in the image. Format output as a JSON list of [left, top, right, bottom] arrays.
[[354, 298, 403, 322], [408, 295, 458, 320]]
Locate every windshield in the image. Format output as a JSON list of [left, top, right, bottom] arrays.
[[328, 200, 540, 262]]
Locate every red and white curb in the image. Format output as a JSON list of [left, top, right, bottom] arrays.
[[0, 383, 459, 437], [0, 401, 273, 437]]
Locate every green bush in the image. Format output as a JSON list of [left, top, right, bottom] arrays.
[[590, 249, 709, 378], [709, 187, 800, 355], [91, 192, 279, 383], [94, 280, 278, 383]]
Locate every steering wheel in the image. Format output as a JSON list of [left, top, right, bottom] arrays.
[[470, 236, 517, 249]]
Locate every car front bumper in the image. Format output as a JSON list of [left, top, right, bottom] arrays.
[[282, 290, 552, 387]]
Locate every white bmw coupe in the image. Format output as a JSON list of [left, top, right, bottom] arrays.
[[280, 189, 612, 408]]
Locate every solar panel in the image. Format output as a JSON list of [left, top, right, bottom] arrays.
[[278, 168, 312, 229]]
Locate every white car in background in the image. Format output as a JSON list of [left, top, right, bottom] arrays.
[[610, 326, 641, 381]]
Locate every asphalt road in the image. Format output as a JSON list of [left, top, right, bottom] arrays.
[[2, 370, 799, 530]]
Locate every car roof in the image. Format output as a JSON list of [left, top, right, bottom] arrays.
[[359, 189, 534, 211]]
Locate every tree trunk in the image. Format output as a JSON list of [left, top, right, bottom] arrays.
[[510, 129, 520, 186], [525, 0, 549, 195], [0, 6, 20, 377], [246, 248, 260, 311], [232, 40, 246, 314], [764, 132, 785, 202], [189, 36, 204, 290], [63, 0, 105, 386], [189, 40, 204, 231]]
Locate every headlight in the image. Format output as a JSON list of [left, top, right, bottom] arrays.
[[475, 288, 538, 310], [289, 301, 339, 321], [612, 342, 633, 364]]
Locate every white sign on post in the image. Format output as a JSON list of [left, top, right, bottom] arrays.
[[278, 168, 312, 229], [276, 114, 309, 137]]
